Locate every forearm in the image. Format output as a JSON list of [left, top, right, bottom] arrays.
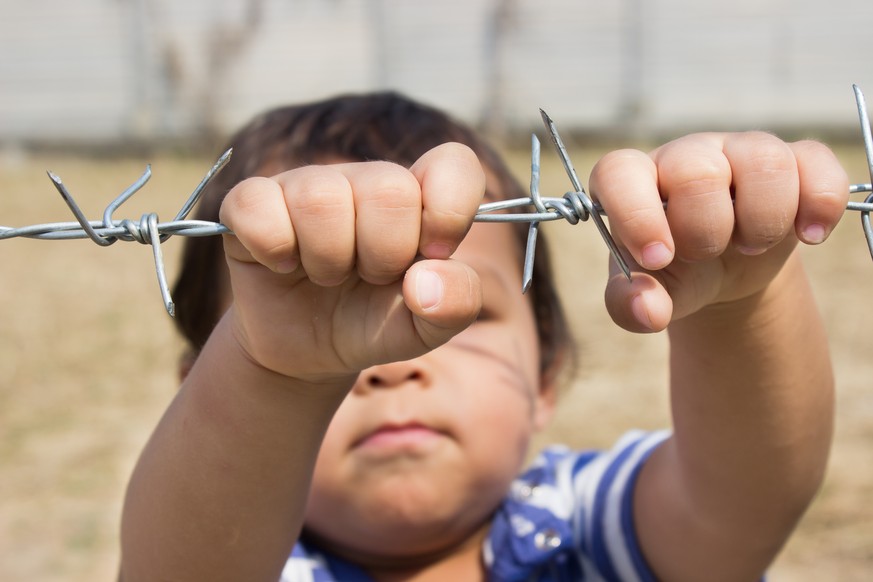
[[637, 251, 834, 580], [120, 312, 351, 582]]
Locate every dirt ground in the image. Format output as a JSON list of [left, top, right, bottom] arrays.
[[1, 142, 872, 581]]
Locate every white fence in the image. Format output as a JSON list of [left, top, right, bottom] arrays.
[[1, 0, 872, 145]]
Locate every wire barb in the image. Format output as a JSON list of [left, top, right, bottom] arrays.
[[2, 87, 873, 315], [1, 149, 232, 316], [851, 85, 873, 260], [539, 108, 632, 281]]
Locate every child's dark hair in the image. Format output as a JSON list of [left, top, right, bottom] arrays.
[[172, 91, 575, 383]]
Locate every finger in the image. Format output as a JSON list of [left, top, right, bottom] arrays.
[[723, 132, 799, 254], [335, 161, 422, 285], [219, 176, 298, 273], [652, 134, 734, 262], [589, 149, 673, 270], [603, 255, 674, 333], [409, 143, 486, 260], [788, 140, 850, 244], [276, 165, 356, 286], [403, 259, 482, 350]]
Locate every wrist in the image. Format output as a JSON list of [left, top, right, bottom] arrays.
[[667, 251, 823, 365], [190, 312, 356, 414], [677, 249, 805, 328], [220, 306, 360, 390]]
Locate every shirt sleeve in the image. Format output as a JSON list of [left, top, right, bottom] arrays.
[[565, 430, 670, 582]]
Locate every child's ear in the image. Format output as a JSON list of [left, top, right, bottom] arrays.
[[532, 372, 559, 431], [532, 349, 569, 430]]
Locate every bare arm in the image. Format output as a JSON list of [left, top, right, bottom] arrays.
[[589, 134, 848, 581], [638, 253, 833, 581], [121, 318, 351, 581]]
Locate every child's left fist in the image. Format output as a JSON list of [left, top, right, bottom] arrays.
[[588, 132, 849, 332]]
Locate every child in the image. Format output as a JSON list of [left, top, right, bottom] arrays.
[[120, 92, 848, 581]]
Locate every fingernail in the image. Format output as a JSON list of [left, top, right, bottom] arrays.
[[802, 223, 827, 244], [276, 258, 298, 274], [416, 268, 444, 310], [631, 293, 654, 331], [641, 242, 672, 270]]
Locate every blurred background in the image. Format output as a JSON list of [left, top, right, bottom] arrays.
[[2, 1, 873, 580], [3, 0, 873, 147]]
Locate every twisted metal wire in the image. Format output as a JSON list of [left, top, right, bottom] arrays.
[[0, 150, 232, 317], [2, 87, 873, 317]]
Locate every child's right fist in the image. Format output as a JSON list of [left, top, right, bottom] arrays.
[[218, 143, 486, 383]]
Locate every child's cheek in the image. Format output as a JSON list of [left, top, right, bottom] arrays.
[[446, 326, 540, 401]]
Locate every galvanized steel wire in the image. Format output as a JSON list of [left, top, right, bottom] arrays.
[[2, 87, 873, 317]]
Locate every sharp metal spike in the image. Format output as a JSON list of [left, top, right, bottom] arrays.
[[521, 134, 544, 293], [853, 85, 873, 187], [47, 171, 113, 247], [172, 148, 233, 223], [540, 109, 632, 280], [145, 213, 174, 317], [5, 92, 873, 316]]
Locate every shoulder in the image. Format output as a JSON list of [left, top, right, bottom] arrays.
[[520, 430, 670, 491], [488, 430, 670, 581]]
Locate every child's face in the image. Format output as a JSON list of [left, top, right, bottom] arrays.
[[302, 219, 556, 561]]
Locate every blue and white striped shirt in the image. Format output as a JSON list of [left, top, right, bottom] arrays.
[[281, 430, 669, 582]]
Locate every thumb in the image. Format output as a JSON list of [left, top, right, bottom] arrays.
[[604, 259, 673, 333], [403, 259, 482, 349]]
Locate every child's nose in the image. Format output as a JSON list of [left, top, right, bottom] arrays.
[[355, 361, 429, 392]]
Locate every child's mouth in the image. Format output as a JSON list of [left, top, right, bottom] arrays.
[[354, 422, 446, 454]]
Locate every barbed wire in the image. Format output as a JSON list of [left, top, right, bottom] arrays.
[[2, 87, 873, 317]]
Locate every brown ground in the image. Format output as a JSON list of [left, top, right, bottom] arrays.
[[0, 143, 871, 580]]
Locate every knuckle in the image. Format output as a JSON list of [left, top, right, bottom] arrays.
[[360, 259, 410, 285], [432, 142, 481, 171], [441, 141, 477, 158], [678, 245, 720, 263], [222, 177, 277, 216], [672, 210, 733, 261], [285, 167, 351, 216], [259, 241, 297, 267], [591, 149, 647, 181], [413, 142, 485, 189], [359, 163, 421, 209], [805, 183, 848, 210], [659, 152, 730, 195], [743, 223, 789, 248], [791, 140, 849, 214], [424, 205, 473, 236], [735, 211, 792, 250], [736, 132, 795, 176], [677, 235, 728, 262], [302, 248, 354, 285], [792, 138, 828, 155]]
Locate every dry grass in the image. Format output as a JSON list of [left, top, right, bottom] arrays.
[[0, 144, 871, 580]]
